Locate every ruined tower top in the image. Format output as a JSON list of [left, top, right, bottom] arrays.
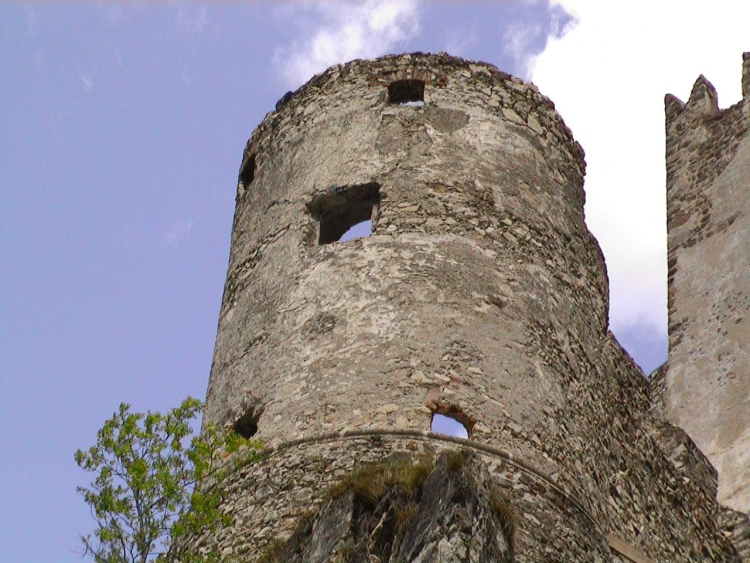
[[205, 52, 604, 442], [653, 52, 750, 513]]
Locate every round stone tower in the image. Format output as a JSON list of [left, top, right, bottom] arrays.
[[202, 54, 739, 562]]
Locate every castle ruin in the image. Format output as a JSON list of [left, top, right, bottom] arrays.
[[201, 53, 749, 561], [650, 53, 749, 516]]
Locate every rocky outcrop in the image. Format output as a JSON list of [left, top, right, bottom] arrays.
[[258, 452, 513, 563]]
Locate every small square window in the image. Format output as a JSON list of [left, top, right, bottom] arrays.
[[388, 79, 425, 105], [306, 183, 381, 245]]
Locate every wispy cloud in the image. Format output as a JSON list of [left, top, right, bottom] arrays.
[[274, 0, 422, 88], [503, 2, 577, 80], [105, 5, 123, 25], [78, 62, 100, 94], [612, 318, 668, 374], [177, 5, 208, 37], [24, 7, 37, 37], [163, 218, 194, 246], [443, 21, 478, 58], [80, 72, 94, 93], [502, 23, 543, 79], [113, 48, 124, 70]]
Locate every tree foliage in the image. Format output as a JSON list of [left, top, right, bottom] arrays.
[[75, 397, 261, 563]]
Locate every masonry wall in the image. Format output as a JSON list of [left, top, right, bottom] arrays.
[[203, 53, 739, 561], [657, 52, 750, 514]]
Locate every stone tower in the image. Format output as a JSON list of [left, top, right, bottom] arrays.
[[661, 53, 749, 512], [650, 51, 749, 544], [202, 54, 740, 561]]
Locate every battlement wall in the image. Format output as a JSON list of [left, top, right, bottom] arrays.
[[661, 52, 749, 512]]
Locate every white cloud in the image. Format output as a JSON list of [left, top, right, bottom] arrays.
[[532, 0, 749, 344], [504, 3, 578, 80], [274, 0, 422, 88], [503, 22, 544, 79]]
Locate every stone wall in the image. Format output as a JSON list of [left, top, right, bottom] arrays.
[[203, 53, 740, 561], [196, 434, 608, 562], [718, 506, 750, 562], [660, 52, 750, 513], [194, 430, 739, 562]]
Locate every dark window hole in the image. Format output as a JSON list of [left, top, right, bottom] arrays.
[[306, 183, 380, 245], [431, 408, 473, 439], [388, 79, 425, 106], [233, 406, 262, 439], [239, 153, 256, 186]]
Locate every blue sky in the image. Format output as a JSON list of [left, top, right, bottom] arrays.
[[0, 2, 747, 561]]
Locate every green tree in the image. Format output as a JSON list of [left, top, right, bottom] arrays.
[[75, 397, 260, 563]]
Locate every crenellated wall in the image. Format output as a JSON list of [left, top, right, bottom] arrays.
[[201, 53, 741, 562], [658, 52, 749, 514]]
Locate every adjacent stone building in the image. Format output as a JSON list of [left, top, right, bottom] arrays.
[[649, 52, 750, 560], [650, 52, 749, 514], [200, 53, 748, 561]]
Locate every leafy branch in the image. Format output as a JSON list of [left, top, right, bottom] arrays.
[[75, 397, 260, 563]]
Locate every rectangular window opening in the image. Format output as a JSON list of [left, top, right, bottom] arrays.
[[306, 183, 380, 245], [388, 79, 425, 106]]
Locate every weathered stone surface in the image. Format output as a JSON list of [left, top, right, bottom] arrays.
[[660, 52, 750, 513], [258, 452, 513, 563], [200, 53, 743, 561], [718, 506, 750, 562], [193, 435, 613, 562]]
